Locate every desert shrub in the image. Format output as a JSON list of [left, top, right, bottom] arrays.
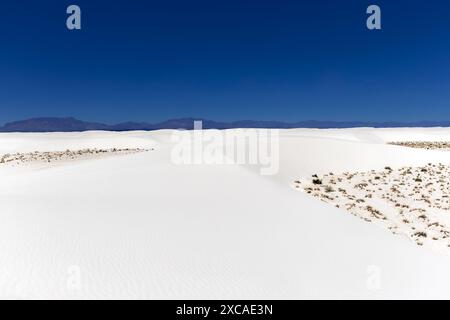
[[413, 231, 427, 238]]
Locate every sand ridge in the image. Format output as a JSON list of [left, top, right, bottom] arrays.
[[0, 148, 149, 167], [389, 141, 450, 150]]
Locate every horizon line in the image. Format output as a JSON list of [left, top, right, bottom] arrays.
[[3, 116, 450, 127]]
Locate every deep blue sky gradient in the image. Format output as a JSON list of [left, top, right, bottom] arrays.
[[1, 0, 450, 124]]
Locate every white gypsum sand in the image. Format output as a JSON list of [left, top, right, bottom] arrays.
[[3, 128, 450, 299]]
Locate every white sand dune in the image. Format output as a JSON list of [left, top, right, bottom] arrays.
[[2, 128, 450, 299]]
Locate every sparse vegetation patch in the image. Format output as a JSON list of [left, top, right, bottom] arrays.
[[0, 148, 149, 167], [389, 141, 450, 150], [294, 163, 450, 253]]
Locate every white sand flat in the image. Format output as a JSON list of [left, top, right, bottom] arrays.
[[2, 128, 450, 299]]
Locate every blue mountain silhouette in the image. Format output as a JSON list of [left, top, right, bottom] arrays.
[[1, 117, 450, 132]]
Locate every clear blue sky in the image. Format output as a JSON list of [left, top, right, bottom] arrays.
[[1, 0, 450, 124]]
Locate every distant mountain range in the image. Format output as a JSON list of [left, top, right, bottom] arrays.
[[1, 117, 450, 132]]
